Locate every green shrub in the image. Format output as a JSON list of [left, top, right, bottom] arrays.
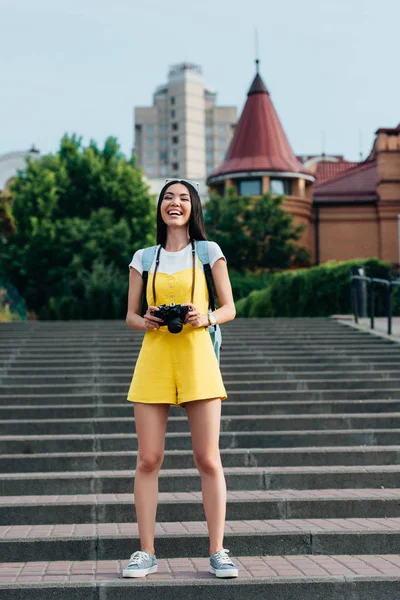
[[229, 270, 272, 300], [236, 258, 397, 318], [0, 282, 26, 322], [39, 260, 128, 320]]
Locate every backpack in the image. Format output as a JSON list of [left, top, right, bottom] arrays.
[[140, 240, 222, 363]]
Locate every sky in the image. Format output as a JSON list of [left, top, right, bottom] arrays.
[[1, 0, 399, 162]]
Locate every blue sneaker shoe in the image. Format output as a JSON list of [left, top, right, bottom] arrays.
[[209, 548, 238, 578], [122, 550, 158, 578]]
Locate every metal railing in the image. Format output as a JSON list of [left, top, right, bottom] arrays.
[[350, 271, 400, 335]]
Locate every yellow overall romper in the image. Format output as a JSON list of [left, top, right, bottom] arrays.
[[127, 257, 227, 408]]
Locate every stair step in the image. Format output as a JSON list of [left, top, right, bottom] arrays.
[[1, 489, 400, 525], [1, 557, 399, 600], [2, 445, 400, 473], [1, 466, 400, 495], [6, 370, 400, 384], [2, 518, 400, 562], [3, 412, 400, 436], [3, 389, 400, 405], [2, 429, 400, 455], [3, 399, 400, 419]]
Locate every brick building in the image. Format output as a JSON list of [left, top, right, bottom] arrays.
[[207, 64, 400, 266]]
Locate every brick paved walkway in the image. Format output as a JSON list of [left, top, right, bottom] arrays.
[[2, 517, 400, 539], [1, 555, 400, 583]]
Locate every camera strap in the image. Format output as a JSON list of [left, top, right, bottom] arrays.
[[151, 240, 196, 306]]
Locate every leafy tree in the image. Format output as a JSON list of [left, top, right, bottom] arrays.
[[204, 189, 309, 271], [0, 134, 156, 317], [0, 195, 15, 242]]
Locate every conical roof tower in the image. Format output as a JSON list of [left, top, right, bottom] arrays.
[[207, 63, 313, 183]]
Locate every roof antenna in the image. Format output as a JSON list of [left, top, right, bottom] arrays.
[[359, 130, 363, 162], [255, 28, 260, 73], [321, 131, 326, 158]]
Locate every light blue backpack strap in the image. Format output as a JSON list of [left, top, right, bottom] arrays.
[[208, 323, 222, 364], [196, 241, 222, 364], [142, 245, 158, 273], [195, 240, 210, 266]]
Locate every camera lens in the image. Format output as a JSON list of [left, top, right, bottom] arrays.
[[168, 318, 184, 334]]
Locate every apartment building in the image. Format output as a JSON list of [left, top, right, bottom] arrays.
[[134, 63, 237, 183]]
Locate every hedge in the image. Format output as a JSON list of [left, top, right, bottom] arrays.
[[0, 281, 26, 322], [235, 258, 400, 318], [228, 270, 272, 301]]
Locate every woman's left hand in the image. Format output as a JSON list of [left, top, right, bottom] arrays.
[[182, 303, 208, 328]]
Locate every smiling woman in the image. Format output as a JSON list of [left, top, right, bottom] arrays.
[[123, 178, 238, 580]]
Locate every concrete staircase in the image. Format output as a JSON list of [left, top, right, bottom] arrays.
[[1, 318, 400, 599]]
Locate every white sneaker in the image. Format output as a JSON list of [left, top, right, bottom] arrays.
[[122, 550, 158, 578]]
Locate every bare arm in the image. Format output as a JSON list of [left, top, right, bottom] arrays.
[[125, 268, 163, 331], [184, 257, 236, 328], [211, 257, 236, 325]]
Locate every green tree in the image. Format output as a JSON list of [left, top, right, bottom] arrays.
[[204, 189, 309, 271], [1, 134, 156, 317], [0, 195, 15, 242]]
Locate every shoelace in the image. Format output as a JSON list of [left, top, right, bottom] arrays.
[[212, 548, 234, 565], [128, 551, 151, 566]]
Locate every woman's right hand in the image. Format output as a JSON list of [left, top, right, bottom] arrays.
[[143, 306, 163, 330]]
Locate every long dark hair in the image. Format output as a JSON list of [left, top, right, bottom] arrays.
[[156, 180, 207, 246]]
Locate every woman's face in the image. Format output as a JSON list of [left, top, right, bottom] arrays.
[[160, 183, 192, 228]]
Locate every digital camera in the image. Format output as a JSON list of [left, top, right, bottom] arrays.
[[151, 303, 190, 334]]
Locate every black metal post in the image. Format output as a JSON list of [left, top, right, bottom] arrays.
[[315, 205, 320, 266], [369, 280, 375, 329], [387, 282, 393, 335], [351, 279, 359, 323]]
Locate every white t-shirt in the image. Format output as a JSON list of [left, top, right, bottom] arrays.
[[129, 241, 225, 275]]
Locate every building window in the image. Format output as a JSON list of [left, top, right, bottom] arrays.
[[206, 151, 213, 162], [172, 148, 178, 157], [160, 125, 168, 135], [160, 138, 168, 148], [170, 96, 175, 105], [145, 124, 154, 133], [172, 162, 179, 171], [218, 151, 225, 161], [218, 137, 226, 147], [147, 166, 155, 175], [206, 137, 213, 149], [171, 110, 176, 118], [146, 137, 154, 146], [218, 124, 226, 133], [206, 125, 212, 135], [172, 136, 179, 144], [270, 178, 292, 195], [147, 151, 154, 160], [159, 151, 168, 162], [171, 123, 179, 131], [206, 164, 213, 174], [160, 165, 168, 176], [238, 178, 262, 196]]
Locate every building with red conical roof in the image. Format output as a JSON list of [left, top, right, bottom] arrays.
[[207, 63, 316, 253]]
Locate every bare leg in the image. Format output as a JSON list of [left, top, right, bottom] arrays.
[[133, 402, 170, 555], [185, 398, 226, 556]]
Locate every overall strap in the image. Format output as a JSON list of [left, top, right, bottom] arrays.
[[141, 245, 158, 316], [151, 245, 163, 306]]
